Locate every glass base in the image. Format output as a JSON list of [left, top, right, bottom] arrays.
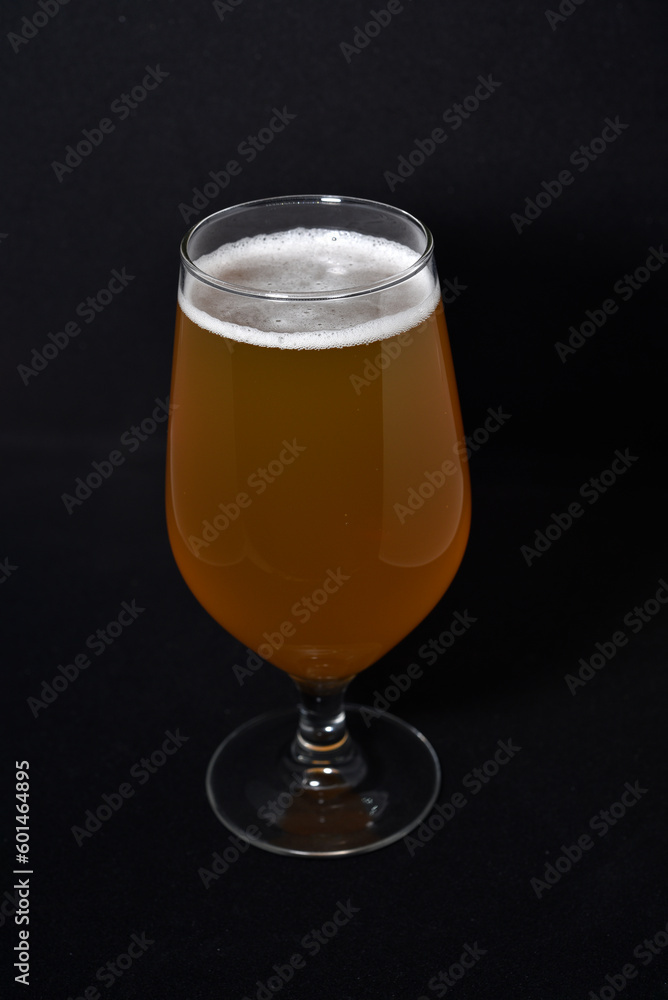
[[205, 704, 441, 857]]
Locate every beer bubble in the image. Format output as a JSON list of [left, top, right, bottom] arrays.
[[180, 228, 438, 350]]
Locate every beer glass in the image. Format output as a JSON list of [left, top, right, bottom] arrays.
[[166, 195, 471, 856]]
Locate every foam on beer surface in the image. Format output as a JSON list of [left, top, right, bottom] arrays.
[[179, 228, 440, 349]]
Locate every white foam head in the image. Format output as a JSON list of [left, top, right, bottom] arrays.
[[179, 228, 440, 349]]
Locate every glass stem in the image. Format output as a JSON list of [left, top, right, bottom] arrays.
[[290, 677, 366, 787]]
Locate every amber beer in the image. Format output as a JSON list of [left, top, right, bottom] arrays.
[[166, 228, 471, 680]]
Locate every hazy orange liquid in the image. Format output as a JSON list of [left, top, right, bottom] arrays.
[[166, 302, 470, 680]]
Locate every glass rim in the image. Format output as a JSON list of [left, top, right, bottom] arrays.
[[179, 194, 434, 302]]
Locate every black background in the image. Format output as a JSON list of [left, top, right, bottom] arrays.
[[3, 1, 668, 998]]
